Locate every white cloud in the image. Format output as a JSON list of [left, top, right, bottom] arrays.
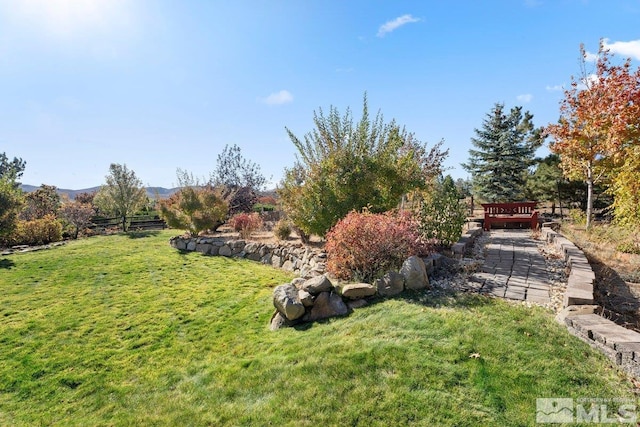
[[517, 94, 533, 103], [584, 51, 599, 62], [585, 38, 640, 62], [545, 84, 563, 92], [260, 90, 293, 106], [377, 14, 420, 37], [603, 38, 640, 60]]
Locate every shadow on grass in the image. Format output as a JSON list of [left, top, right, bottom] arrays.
[[396, 289, 495, 310], [0, 258, 15, 269], [127, 230, 161, 239]]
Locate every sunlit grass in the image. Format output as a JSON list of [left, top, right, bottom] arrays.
[[0, 230, 635, 426]]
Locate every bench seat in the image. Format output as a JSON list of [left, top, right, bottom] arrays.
[[482, 202, 539, 231]]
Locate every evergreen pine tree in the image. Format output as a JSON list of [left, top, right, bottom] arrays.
[[463, 103, 543, 202]]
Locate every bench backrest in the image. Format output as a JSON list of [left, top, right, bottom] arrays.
[[481, 202, 537, 215]]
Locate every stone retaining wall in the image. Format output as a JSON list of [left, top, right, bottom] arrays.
[[452, 221, 484, 257], [169, 234, 447, 330], [540, 223, 595, 307], [169, 236, 327, 278], [541, 223, 640, 379]]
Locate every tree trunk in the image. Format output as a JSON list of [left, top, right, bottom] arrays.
[[557, 181, 563, 219], [122, 216, 128, 232], [586, 165, 593, 229]]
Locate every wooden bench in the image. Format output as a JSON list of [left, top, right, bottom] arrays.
[[128, 219, 167, 230], [481, 202, 539, 231]]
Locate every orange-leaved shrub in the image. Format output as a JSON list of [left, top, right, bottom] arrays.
[[9, 214, 63, 246], [325, 210, 431, 282], [230, 212, 263, 239]]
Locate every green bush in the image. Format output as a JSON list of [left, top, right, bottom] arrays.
[[253, 203, 275, 212], [279, 94, 447, 237], [418, 175, 467, 247], [159, 186, 228, 236], [10, 214, 62, 246], [325, 210, 430, 282], [273, 220, 292, 240], [616, 241, 640, 255], [568, 209, 587, 226]]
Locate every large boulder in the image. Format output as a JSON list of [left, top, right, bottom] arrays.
[[273, 283, 305, 321], [299, 275, 333, 295], [400, 256, 430, 290], [374, 271, 405, 297], [341, 283, 376, 300], [302, 291, 348, 322]]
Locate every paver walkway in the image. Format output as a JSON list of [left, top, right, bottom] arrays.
[[471, 229, 552, 304]]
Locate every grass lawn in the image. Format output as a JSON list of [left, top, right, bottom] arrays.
[[0, 230, 636, 426]]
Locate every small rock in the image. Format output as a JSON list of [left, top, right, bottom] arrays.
[[269, 310, 300, 330], [374, 271, 405, 297], [300, 275, 333, 295], [298, 289, 315, 307], [219, 245, 232, 257], [341, 283, 376, 299]]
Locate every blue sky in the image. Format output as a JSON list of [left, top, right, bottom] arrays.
[[1, 0, 639, 189]]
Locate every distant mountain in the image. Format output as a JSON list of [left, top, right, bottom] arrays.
[[20, 184, 179, 200]]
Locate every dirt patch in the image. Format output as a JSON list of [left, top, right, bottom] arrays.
[[204, 226, 326, 249], [562, 224, 640, 332]]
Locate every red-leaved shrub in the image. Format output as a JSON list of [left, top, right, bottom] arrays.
[[325, 210, 431, 282], [230, 212, 264, 239]]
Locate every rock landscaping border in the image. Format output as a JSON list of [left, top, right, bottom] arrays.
[[169, 236, 327, 278], [542, 222, 640, 380], [169, 234, 447, 330]]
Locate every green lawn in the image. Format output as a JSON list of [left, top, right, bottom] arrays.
[[0, 230, 635, 426]]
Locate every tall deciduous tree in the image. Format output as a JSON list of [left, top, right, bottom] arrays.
[[94, 163, 147, 231], [463, 103, 543, 202], [279, 94, 447, 238], [210, 144, 267, 214], [545, 41, 640, 228]]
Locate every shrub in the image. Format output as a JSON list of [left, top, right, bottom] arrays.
[[274, 220, 292, 241], [279, 94, 447, 237], [253, 203, 275, 212], [58, 201, 95, 239], [568, 209, 587, 226], [616, 241, 640, 255], [325, 210, 431, 282], [159, 185, 228, 236], [418, 175, 467, 247], [230, 212, 263, 239], [10, 214, 63, 246]]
